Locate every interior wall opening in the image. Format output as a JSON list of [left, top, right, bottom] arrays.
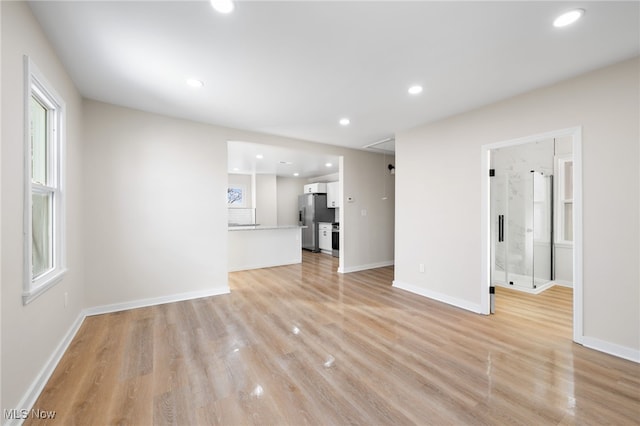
[[481, 127, 582, 343]]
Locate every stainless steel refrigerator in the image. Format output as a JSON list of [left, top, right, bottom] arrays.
[[298, 193, 334, 252]]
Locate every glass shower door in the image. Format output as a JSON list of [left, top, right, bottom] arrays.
[[532, 172, 553, 288], [491, 175, 507, 285], [506, 173, 534, 289], [492, 171, 554, 291]]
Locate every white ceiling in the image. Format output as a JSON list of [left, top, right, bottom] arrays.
[[228, 141, 341, 178], [29, 1, 639, 152]]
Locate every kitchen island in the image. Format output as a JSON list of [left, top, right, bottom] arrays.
[[228, 225, 305, 272]]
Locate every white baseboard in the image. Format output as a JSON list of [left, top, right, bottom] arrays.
[[581, 336, 640, 363], [8, 286, 232, 426], [392, 280, 482, 314], [84, 286, 230, 316], [228, 260, 300, 273], [553, 280, 573, 288], [6, 312, 85, 426], [338, 260, 394, 274]]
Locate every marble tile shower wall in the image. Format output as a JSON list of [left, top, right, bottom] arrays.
[[492, 139, 554, 278]]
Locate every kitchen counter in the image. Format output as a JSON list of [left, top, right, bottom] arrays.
[[228, 225, 304, 271], [228, 225, 306, 231]]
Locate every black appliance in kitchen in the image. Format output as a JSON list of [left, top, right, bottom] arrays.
[[298, 193, 334, 252]]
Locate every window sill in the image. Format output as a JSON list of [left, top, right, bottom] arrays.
[[555, 242, 574, 249], [23, 268, 67, 305]]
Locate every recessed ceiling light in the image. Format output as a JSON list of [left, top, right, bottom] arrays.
[[293, 172, 300, 177], [279, 161, 293, 165], [553, 9, 584, 28], [186, 78, 204, 88], [232, 167, 240, 171], [325, 163, 333, 168], [210, 0, 234, 14], [408, 85, 423, 95], [339, 118, 350, 126], [256, 154, 263, 159]]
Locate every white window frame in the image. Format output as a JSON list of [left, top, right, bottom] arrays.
[[23, 56, 66, 305], [532, 172, 551, 244], [555, 154, 574, 246]]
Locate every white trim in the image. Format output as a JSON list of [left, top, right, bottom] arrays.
[[582, 336, 640, 364], [228, 260, 300, 272], [84, 287, 230, 316], [572, 127, 583, 343], [392, 280, 483, 314], [338, 156, 344, 274], [8, 287, 232, 425], [480, 147, 491, 314], [553, 279, 573, 288], [481, 126, 584, 343], [555, 154, 574, 245], [23, 55, 67, 305], [337, 260, 394, 274], [6, 312, 85, 426], [22, 268, 66, 305], [554, 241, 573, 249]]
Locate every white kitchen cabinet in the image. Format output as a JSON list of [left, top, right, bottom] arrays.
[[326, 181, 340, 208], [304, 183, 327, 194], [318, 222, 332, 253]]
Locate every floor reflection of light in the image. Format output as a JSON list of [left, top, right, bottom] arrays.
[[251, 385, 264, 397], [324, 355, 335, 368], [292, 326, 301, 335]]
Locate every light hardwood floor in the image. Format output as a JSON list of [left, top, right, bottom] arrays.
[[26, 252, 639, 425]]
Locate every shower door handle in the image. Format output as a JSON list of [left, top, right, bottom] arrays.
[[498, 215, 504, 242]]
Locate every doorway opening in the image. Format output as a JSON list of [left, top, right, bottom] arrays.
[[491, 139, 556, 294], [226, 140, 343, 272], [481, 127, 583, 344]]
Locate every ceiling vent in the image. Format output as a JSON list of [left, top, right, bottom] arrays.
[[363, 137, 395, 153]]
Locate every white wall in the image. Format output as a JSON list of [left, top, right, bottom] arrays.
[[555, 247, 573, 285], [1, 3, 396, 410], [83, 103, 395, 305], [1, 1, 85, 411], [276, 176, 305, 225], [342, 154, 395, 271], [395, 57, 639, 356], [255, 174, 277, 226], [83, 100, 230, 308], [1, 1, 4, 414]]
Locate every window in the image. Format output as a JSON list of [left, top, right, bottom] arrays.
[[23, 57, 66, 304], [556, 156, 573, 244], [532, 172, 550, 243]]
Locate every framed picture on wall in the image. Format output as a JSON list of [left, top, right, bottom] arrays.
[[227, 185, 246, 207]]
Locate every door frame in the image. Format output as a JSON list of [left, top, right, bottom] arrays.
[[480, 126, 583, 344]]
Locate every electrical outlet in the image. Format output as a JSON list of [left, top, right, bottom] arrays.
[[419, 263, 425, 273], [361, 209, 367, 217]]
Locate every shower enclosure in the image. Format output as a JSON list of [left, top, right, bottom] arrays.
[[491, 170, 554, 291]]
